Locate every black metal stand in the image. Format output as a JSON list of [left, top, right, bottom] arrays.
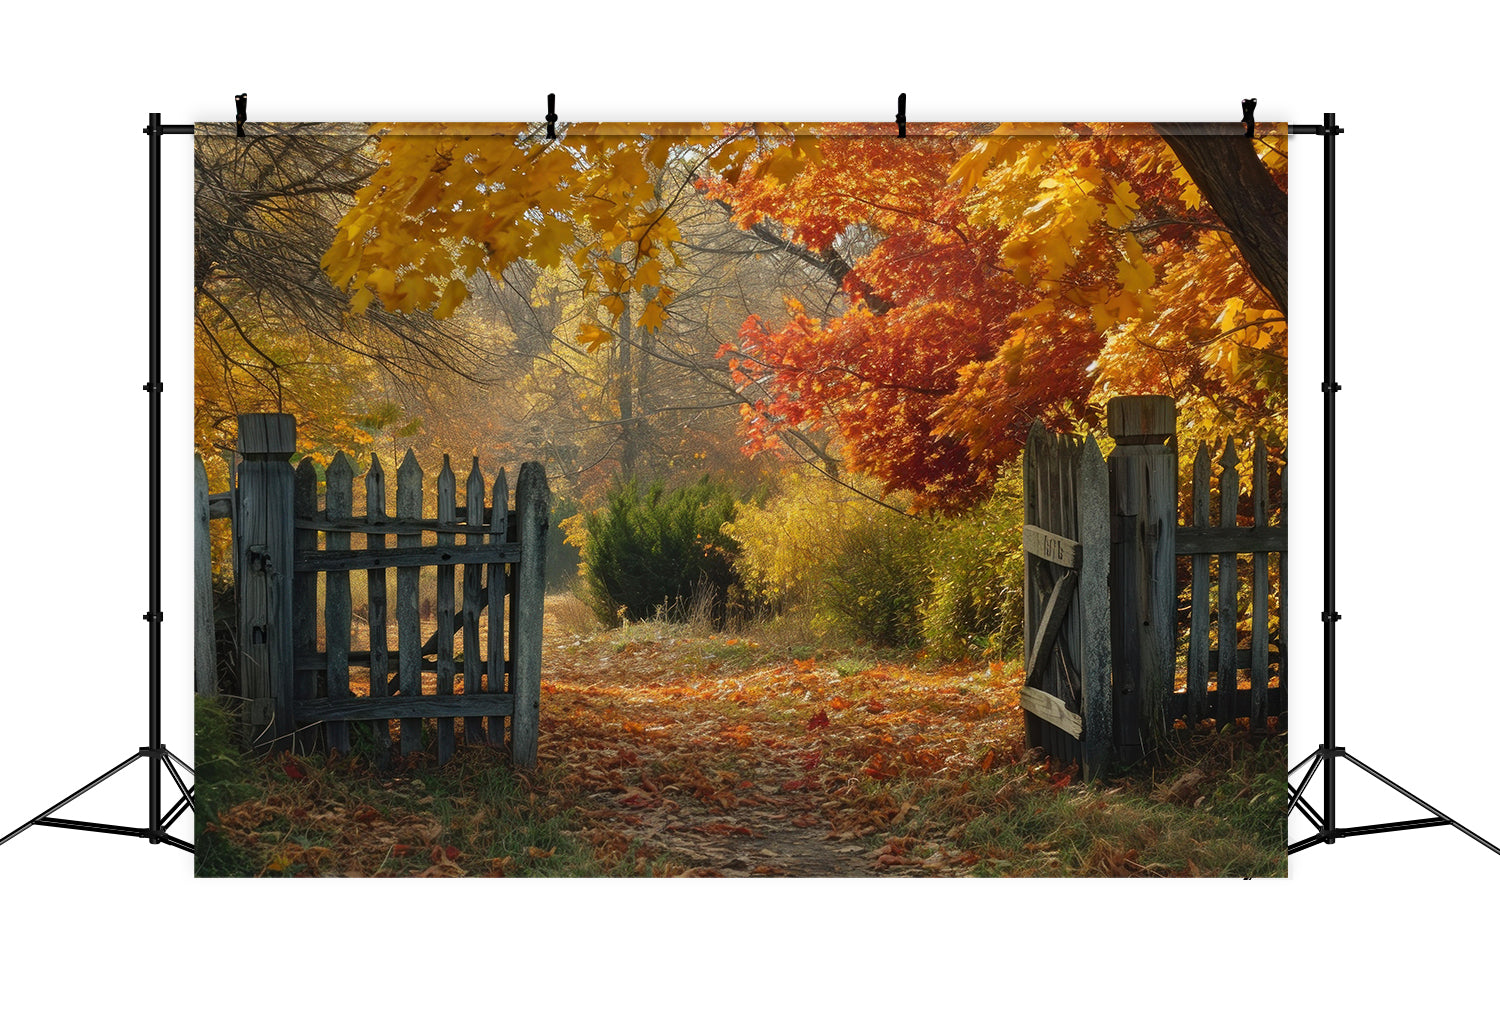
[[0, 114, 196, 855], [1287, 113, 1498, 858]]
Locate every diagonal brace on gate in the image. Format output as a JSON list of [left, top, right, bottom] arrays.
[[1026, 569, 1077, 686]]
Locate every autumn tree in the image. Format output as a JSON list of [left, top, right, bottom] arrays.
[[321, 121, 1287, 511], [195, 124, 502, 465]]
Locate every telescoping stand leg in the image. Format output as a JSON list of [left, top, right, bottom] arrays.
[[1287, 113, 1498, 858], [0, 113, 196, 855]]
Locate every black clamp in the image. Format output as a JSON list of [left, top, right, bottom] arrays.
[[143, 611, 164, 623], [545, 93, 557, 139], [1321, 382, 1342, 393], [1322, 611, 1341, 623], [1242, 98, 1256, 138], [143, 382, 163, 393], [235, 93, 248, 137], [896, 93, 907, 138]]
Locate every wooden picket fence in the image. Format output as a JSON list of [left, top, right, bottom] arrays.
[[1176, 436, 1285, 731], [200, 413, 550, 768], [1021, 397, 1286, 778]]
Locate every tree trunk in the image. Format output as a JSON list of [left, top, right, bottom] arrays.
[[617, 291, 639, 478], [1152, 124, 1288, 315]]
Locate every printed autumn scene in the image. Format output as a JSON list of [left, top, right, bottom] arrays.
[[194, 120, 1288, 877]]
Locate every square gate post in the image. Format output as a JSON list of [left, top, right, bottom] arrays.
[[1106, 397, 1177, 764], [235, 413, 298, 749]]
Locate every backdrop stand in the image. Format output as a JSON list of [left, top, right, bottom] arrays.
[[0, 113, 196, 855], [1287, 113, 1498, 858], [3, 107, 1493, 863]]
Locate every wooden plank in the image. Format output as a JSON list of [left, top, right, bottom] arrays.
[[1174, 526, 1287, 554], [325, 452, 354, 755], [510, 462, 550, 768], [294, 542, 521, 573], [1187, 443, 1211, 724], [435, 456, 457, 765], [1142, 436, 1176, 753], [296, 651, 507, 673], [463, 458, 486, 745], [1108, 445, 1143, 765], [1038, 429, 1060, 764], [1060, 434, 1082, 768], [1019, 686, 1084, 739], [1022, 523, 1082, 568], [365, 455, 390, 766], [292, 459, 320, 754], [1025, 571, 1078, 684], [1278, 460, 1288, 707], [1077, 434, 1112, 780], [1106, 396, 1176, 446], [238, 413, 297, 456], [1217, 441, 1240, 725], [397, 450, 423, 757], [194, 456, 216, 696], [295, 514, 512, 535], [1171, 685, 1285, 721], [489, 468, 509, 748], [296, 693, 517, 722], [1250, 437, 1270, 727], [236, 414, 297, 747], [1021, 421, 1045, 754]]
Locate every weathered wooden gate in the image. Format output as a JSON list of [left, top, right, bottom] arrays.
[[1023, 396, 1286, 779], [226, 413, 550, 768], [1020, 421, 1111, 779]]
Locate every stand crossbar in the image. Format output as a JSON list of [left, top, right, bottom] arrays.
[[0, 113, 197, 857], [1287, 113, 1498, 859]]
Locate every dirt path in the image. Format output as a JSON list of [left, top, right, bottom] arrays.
[[535, 600, 1026, 876]]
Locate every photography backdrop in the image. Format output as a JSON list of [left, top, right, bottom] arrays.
[[193, 119, 1288, 877]]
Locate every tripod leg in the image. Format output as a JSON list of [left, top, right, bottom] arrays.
[[0, 751, 147, 847], [163, 747, 195, 776], [1287, 753, 1325, 832], [162, 754, 194, 811], [1340, 751, 1500, 857]]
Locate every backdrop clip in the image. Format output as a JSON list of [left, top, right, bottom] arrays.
[[1241, 97, 1256, 138], [896, 93, 907, 138], [546, 93, 557, 139], [235, 93, 248, 137]]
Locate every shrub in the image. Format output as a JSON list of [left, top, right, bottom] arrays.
[[822, 514, 930, 649], [580, 477, 741, 626], [921, 464, 1027, 660], [727, 472, 900, 610]]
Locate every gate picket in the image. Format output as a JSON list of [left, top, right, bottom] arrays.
[[365, 456, 391, 766], [397, 451, 423, 756]]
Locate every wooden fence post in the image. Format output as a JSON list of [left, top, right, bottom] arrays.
[[194, 455, 216, 697], [236, 413, 298, 748], [1106, 397, 1176, 763], [510, 461, 550, 769]]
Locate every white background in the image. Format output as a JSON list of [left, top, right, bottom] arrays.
[[1, 2, 1494, 1018]]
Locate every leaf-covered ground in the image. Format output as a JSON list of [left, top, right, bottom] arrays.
[[198, 598, 1287, 878]]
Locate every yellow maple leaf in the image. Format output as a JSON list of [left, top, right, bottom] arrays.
[[578, 324, 613, 352], [435, 279, 468, 319], [530, 216, 573, 269]]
